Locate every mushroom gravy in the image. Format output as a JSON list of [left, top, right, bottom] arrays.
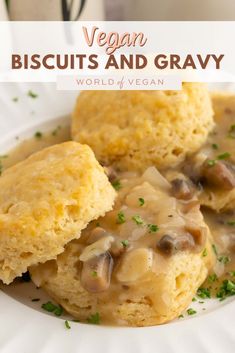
[[1, 93, 235, 303]]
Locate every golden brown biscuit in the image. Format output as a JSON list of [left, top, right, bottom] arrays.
[[0, 141, 116, 284], [30, 168, 215, 326], [197, 93, 235, 212], [72, 83, 214, 172]]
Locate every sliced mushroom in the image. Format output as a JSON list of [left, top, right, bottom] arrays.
[[110, 240, 127, 257], [156, 233, 195, 255], [104, 166, 118, 182], [79, 236, 114, 262], [86, 227, 107, 245], [81, 252, 113, 293], [171, 178, 194, 200], [201, 159, 235, 190]]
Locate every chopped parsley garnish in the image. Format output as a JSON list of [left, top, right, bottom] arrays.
[[87, 312, 100, 325], [187, 308, 197, 315], [192, 297, 197, 302], [212, 143, 218, 150], [12, 97, 18, 102], [212, 244, 218, 256], [138, 197, 145, 206], [202, 248, 207, 257], [207, 159, 216, 167], [65, 320, 71, 329], [121, 240, 129, 247], [91, 271, 98, 277], [34, 131, 42, 139], [41, 301, 63, 316], [112, 180, 122, 191], [147, 224, 159, 233], [228, 124, 235, 139], [132, 215, 145, 225], [218, 255, 230, 265], [217, 152, 231, 160], [216, 279, 235, 300], [198, 301, 204, 304], [197, 287, 211, 299], [229, 271, 235, 277], [207, 152, 231, 167], [28, 90, 38, 98], [31, 298, 40, 302], [117, 211, 126, 224], [208, 273, 218, 283], [178, 314, 184, 319], [227, 221, 235, 226]]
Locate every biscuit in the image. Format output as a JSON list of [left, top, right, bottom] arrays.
[[0, 141, 116, 284], [198, 93, 235, 212], [30, 167, 215, 326], [30, 238, 214, 326], [72, 83, 214, 171]]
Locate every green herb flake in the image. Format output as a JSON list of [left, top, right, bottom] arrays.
[[34, 131, 42, 139], [202, 248, 207, 257], [112, 180, 122, 191], [212, 143, 219, 150], [178, 314, 184, 319], [212, 244, 218, 256], [207, 159, 216, 167], [42, 301, 57, 313], [208, 273, 218, 283], [216, 279, 235, 300], [31, 298, 40, 302], [187, 308, 197, 316], [28, 90, 38, 99], [91, 271, 98, 277], [87, 312, 100, 325], [217, 152, 231, 160], [65, 320, 71, 329], [229, 271, 235, 277], [228, 124, 235, 138], [54, 305, 63, 316], [132, 215, 145, 225], [192, 297, 197, 302], [121, 240, 129, 248], [12, 97, 18, 102], [199, 301, 204, 304], [138, 197, 145, 206], [227, 221, 235, 226], [197, 287, 211, 299], [218, 255, 230, 265], [41, 301, 63, 316], [117, 211, 126, 224], [147, 224, 159, 233]]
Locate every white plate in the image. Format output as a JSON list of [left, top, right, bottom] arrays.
[[0, 83, 234, 353]]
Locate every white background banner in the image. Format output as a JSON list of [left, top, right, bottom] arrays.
[[0, 21, 235, 89]]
